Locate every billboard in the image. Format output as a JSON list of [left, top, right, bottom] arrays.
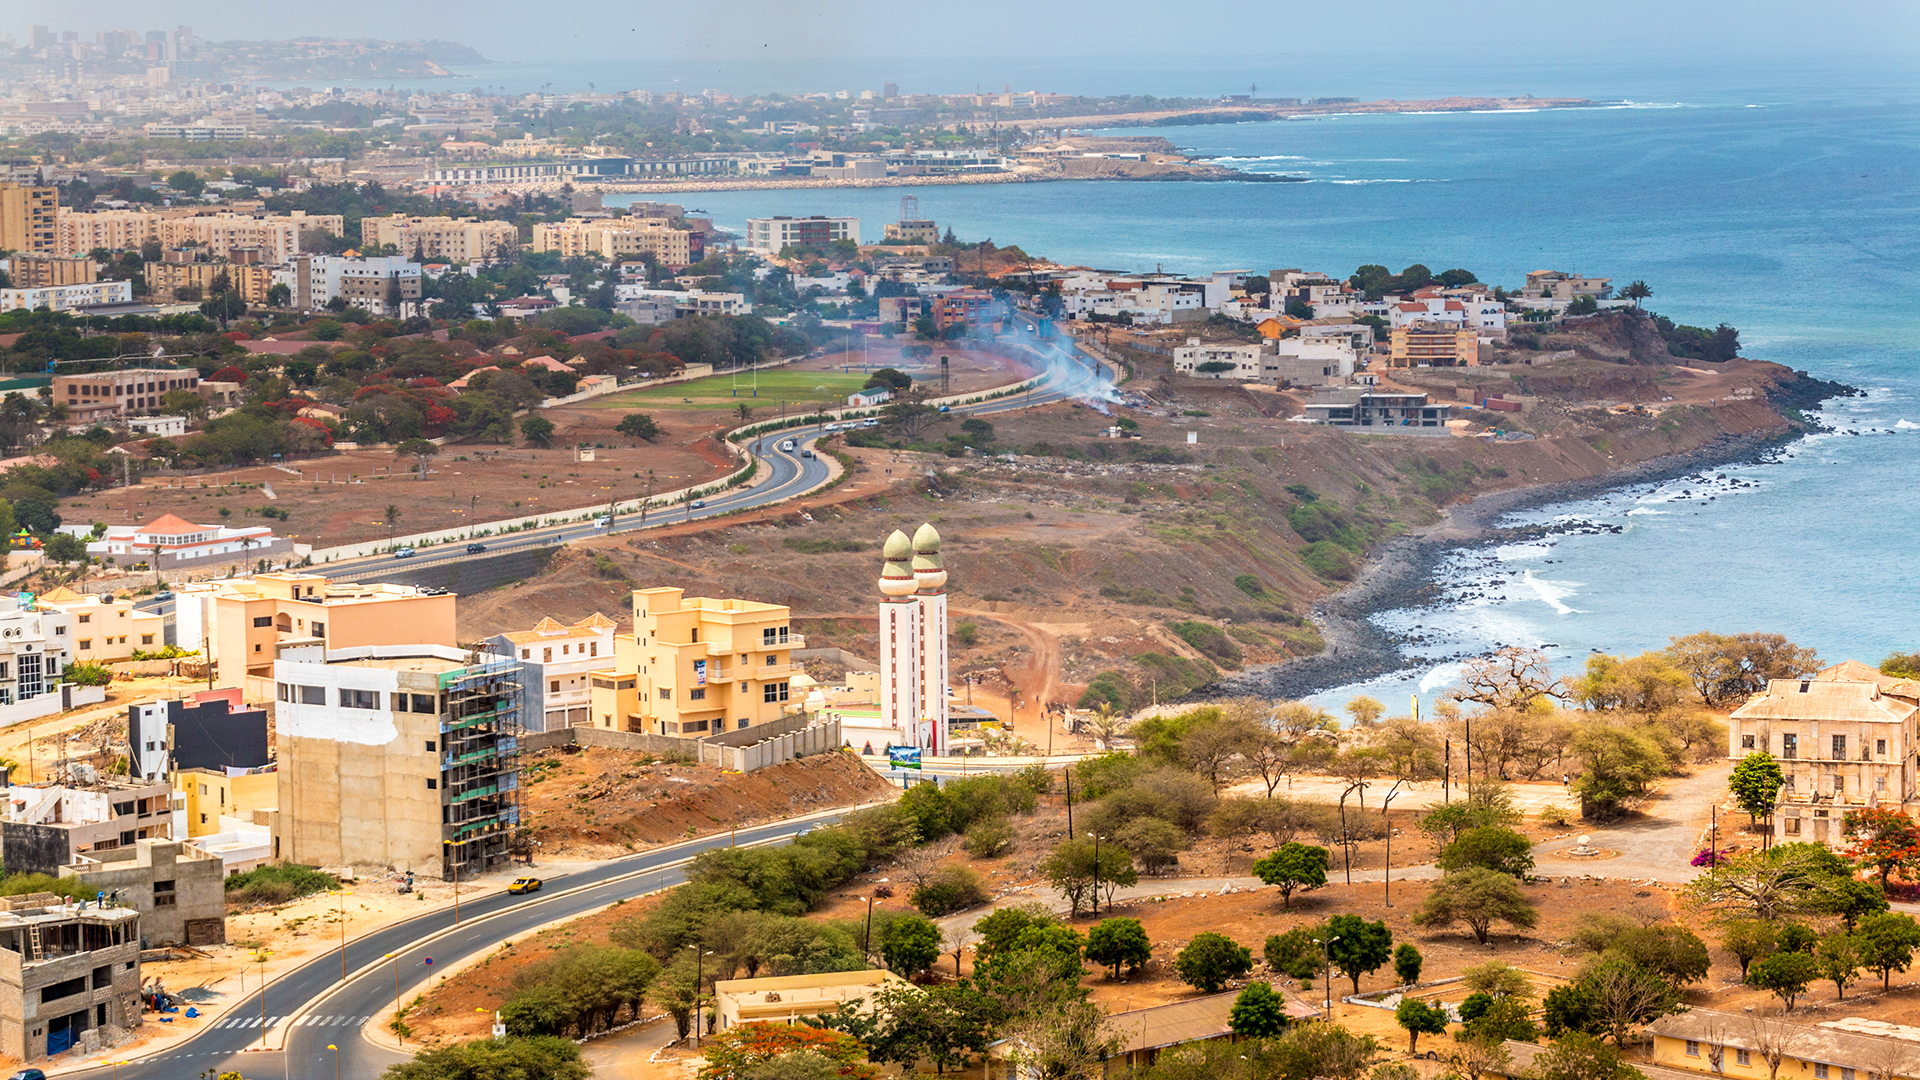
[[886, 746, 922, 770]]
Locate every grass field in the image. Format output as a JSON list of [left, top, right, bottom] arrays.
[[591, 371, 869, 411]]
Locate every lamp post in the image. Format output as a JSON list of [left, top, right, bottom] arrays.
[[861, 882, 893, 957], [1087, 832, 1106, 918], [328, 1043, 339, 1080], [385, 952, 401, 1042], [1315, 935, 1341, 1018], [257, 949, 270, 1050], [444, 839, 460, 925], [688, 945, 714, 1048], [337, 886, 350, 981]]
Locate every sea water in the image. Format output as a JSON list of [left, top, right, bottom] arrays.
[[611, 63, 1920, 712]]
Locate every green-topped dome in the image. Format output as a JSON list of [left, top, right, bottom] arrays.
[[913, 522, 942, 553], [883, 529, 913, 560]]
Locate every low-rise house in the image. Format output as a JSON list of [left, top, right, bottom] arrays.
[[487, 614, 618, 733], [32, 587, 162, 666], [0, 778, 173, 876], [0, 595, 74, 724], [186, 818, 273, 876], [1645, 1008, 1920, 1080], [0, 894, 143, 1061], [1173, 338, 1264, 380], [87, 513, 288, 571], [714, 970, 906, 1031], [174, 570, 457, 687], [1302, 389, 1455, 434], [1099, 991, 1320, 1073], [173, 767, 276, 839], [589, 587, 802, 738], [1487, 1039, 1704, 1080], [59, 838, 225, 945], [1523, 270, 1612, 301]]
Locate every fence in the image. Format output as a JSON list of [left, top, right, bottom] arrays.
[[520, 716, 843, 773]]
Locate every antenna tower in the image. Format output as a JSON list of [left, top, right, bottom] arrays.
[[899, 195, 918, 222]]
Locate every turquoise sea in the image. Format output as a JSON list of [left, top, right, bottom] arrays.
[[609, 63, 1920, 709]]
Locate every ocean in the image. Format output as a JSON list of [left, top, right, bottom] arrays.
[[606, 63, 1920, 712]]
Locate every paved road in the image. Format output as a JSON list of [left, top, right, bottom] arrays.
[[69, 806, 869, 1080]]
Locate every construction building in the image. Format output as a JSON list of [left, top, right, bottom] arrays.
[[127, 686, 270, 781], [59, 838, 225, 945], [488, 614, 618, 732], [0, 778, 174, 876], [0, 894, 143, 1061], [173, 571, 457, 686], [274, 644, 523, 880], [0, 182, 58, 254], [588, 588, 801, 737]]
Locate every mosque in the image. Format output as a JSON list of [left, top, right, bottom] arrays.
[[877, 522, 950, 754]]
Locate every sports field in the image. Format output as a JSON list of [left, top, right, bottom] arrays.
[[590, 371, 870, 411]]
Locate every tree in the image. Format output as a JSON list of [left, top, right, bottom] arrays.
[[1173, 932, 1252, 993], [1324, 915, 1393, 994], [44, 532, 87, 567], [699, 1022, 876, 1080], [1882, 652, 1920, 679], [161, 388, 209, 421], [1462, 961, 1533, 999], [1663, 632, 1820, 707], [1393, 943, 1423, 986], [1085, 918, 1151, 980], [384, 503, 402, 543], [1606, 925, 1711, 988], [1620, 281, 1653, 308], [1230, 982, 1291, 1039], [1570, 724, 1667, 816], [267, 282, 291, 307], [1748, 949, 1817, 1011], [1844, 806, 1920, 886], [1720, 920, 1776, 981], [1438, 828, 1536, 878], [1461, 995, 1540, 1045], [1581, 958, 1678, 1045], [1039, 838, 1137, 917], [1266, 1021, 1381, 1080], [1816, 935, 1860, 999], [616, 413, 664, 442], [1531, 1033, 1645, 1080], [882, 914, 942, 976], [1253, 843, 1329, 909], [1449, 647, 1564, 712], [861, 983, 997, 1076], [1684, 843, 1855, 921], [1729, 752, 1786, 833], [1412, 868, 1539, 944], [394, 437, 438, 481], [380, 1036, 591, 1080], [1264, 927, 1322, 981], [520, 414, 556, 447], [1394, 997, 1448, 1053], [1852, 912, 1920, 989], [1002, 999, 1117, 1080]]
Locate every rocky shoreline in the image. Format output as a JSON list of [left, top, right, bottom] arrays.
[[1206, 427, 1816, 703]]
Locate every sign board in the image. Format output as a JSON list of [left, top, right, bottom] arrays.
[[694, 660, 707, 686], [886, 746, 922, 770]]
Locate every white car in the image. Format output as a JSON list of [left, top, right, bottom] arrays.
[[594, 516, 611, 528], [778, 439, 796, 452]]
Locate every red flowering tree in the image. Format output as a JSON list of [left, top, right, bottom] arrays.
[[423, 404, 456, 436], [210, 365, 247, 384], [698, 1024, 875, 1080], [1845, 807, 1920, 886], [290, 416, 335, 449]]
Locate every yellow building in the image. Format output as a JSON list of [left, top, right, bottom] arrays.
[[34, 586, 167, 664], [1645, 1010, 1920, 1080], [9, 254, 96, 287], [530, 217, 697, 269], [359, 214, 519, 264], [144, 261, 276, 305], [589, 587, 803, 737], [177, 571, 458, 686], [0, 182, 58, 254], [173, 766, 277, 838], [1389, 322, 1480, 368]]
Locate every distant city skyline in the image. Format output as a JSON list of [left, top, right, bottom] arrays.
[[12, 0, 1918, 68]]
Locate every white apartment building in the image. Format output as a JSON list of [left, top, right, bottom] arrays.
[[744, 216, 860, 253], [0, 281, 132, 313], [274, 255, 422, 315], [488, 614, 617, 732], [1173, 339, 1264, 379], [0, 594, 73, 722], [612, 286, 752, 317]]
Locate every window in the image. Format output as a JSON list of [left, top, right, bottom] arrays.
[[153, 880, 176, 907], [311, 622, 324, 637], [301, 685, 325, 705], [78, 614, 89, 624], [550, 680, 560, 693], [1781, 733, 1798, 759], [1843, 1070, 1856, 1080], [684, 720, 709, 732], [521, 649, 531, 659], [1785, 818, 1802, 835], [141, 635, 154, 645], [1877, 739, 1888, 756], [1736, 1052, 1750, 1067], [198, 784, 207, 795], [1834, 775, 1845, 794], [544, 648, 553, 662], [763, 681, 789, 704], [340, 688, 379, 710], [253, 616, 273, 627], [738, 718, 749, 729], [53, 626, 64, 636], [411, 694, 436, 713], [766, 654, 778, 666], [1741, 734, 1756, 750], [658, 688, 672, 700], [199, 813, 207, 824], [1879, 776, 1888, 791], [426, 741, 436, 753], [1815, 1065, 1828, 1079], [79, 639, 92, 650], [1833, 735, 1847, 759], [426, 778, 438, 790], [689, 687, 706, 700], [1686, 1042, 1699, 1058], [590, 642, 598, 657]]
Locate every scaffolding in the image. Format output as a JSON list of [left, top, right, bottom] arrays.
[[439, 651, 523, 880]]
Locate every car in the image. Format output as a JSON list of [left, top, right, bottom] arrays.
[[393, 547, 417, 559], [153, 590, 173, 601], [594, 516, 611, 529], [691, 499, 707, 509], [508, 877, 543, 895], [938, 405, 951, 413], [466, 543, 487, 554], [800, 448, 815, 459], [778, 439, 796, 452], [10, 1070, 48, 1080]]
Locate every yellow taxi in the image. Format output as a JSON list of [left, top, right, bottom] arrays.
[[508, 877, 543, 895]]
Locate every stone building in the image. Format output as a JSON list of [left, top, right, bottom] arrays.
[[59, 839, 225, 945], [0, 895, 142, 1061]]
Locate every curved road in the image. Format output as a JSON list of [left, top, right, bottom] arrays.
[[72, 806, 867, 1080]]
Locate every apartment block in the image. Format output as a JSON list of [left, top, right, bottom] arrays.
[[0, 596, 73, 723], [883, 219, 939, 243], [0, 182, 58, 254], [53, 209, 342, 261], [745, 215, 860, 253], [0, 281, 133, 314], [359, 214, 519, 265], [1173, 338, 1264, 380], [0, 895, 142, 1061], [1388, 322, 1480, 368], [530, 217, 700, 269], [128, 685, 270, 782], [589, 587, 801, 738], [174, 571, 457, 686], [52, 367, 199, 422], [59, 838, 225, 945], [488, 614, 617, 732], [274, 644, 522, 880], [1302, 389, 1456, 433], [32, 587, 164, 666], [276, 255, 421, 316], [931, 289, 995, 331], [144, 261, 275, 306], [0, 779, 174, 876], [1727, 661, 1920, 848], [7, 255, 95, 288]]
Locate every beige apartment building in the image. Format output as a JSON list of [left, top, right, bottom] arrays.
[[52, 367, 201, 423], [360, 214, 519, 264], [1727, 660, 1920, 848], [8, 255, 95, 287], [0, 182, 57, 253], [884, 219, 939, 243], [53, 209, 336, 264], [32, 587, 165, 665], [1389, 322, 1480, 368], [174, 571, 458, 686], [144, 260, 275, 305], [589, 587, 802, 737], [530, 217, 697, 268]]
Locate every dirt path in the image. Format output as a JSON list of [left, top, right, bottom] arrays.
[[1529, 763, 1730, 881]]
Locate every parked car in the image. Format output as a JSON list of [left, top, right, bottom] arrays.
[[508, 877, 543, 895], [691, 499, 707, 509], [594, 516, 611, 529], [10, 1069, 49, 1080], [465, 543, 487, 554], [393, 547, 417, 559]]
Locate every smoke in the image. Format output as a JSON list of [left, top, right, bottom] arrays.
[[1023, 320, 1120, 406]]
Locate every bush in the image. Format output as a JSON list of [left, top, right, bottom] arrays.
[[964, 817, 1016, 858], [225, 864, 337, 907], [1301, 541, 1357, 580], [954, 622, 979, 647], [782, 537, 868, 554], [64, 661, 113, 687], [0, 872, 94, 902], [1168, 620, 1243, 668], [1175, 932, 1253, 992], [911, 866, 991, 917], [1265, 927, 1321, 981], [383, 1036, 590, 1080]]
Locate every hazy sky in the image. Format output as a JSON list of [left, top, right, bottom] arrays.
[[25, 0, 1920, 67]]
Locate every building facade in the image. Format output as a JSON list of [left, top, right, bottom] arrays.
[[530, 217, 700, 269], [745, 216, 860, 253], [143, 260, 275, 306], [877, 524, 950, 754], [8, 255, 95, 288], [59, 839, 225, 946], [0, 182, 57, 254], [488, 614, 617, 732], [0, 596, 73, 716], [1302, 389, 1455, 433], [53, 209, 341, 261], [0, 896, 142, 1062], [87, 513, 284, 572], [0, 779, 173, 875], [884, 219, 939, 243], [274, 644, 522, 880], [276, 255, 422, 315], [32, 587, 164, 666], [588, 588, 801, 737], [173, 570, 457, 685], [359, 215, 518, 265], [0, 281, 133, 314], [53, 368, 199, 422], [1389, 322, 1481, 368]]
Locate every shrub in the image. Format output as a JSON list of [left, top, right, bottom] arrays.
[[64, 661, 113, 686], [225, 864, 337, 907], [1175, 932, 1253, 992], [0, 872, 93, 902], [964, 817, 1016, 858], [1233, 574, 1266, 599], [1301, 541, 1357, 580], [1168, 620, 1243, 668], [911, 866, 991, 917], [954, 622, 979, 646], [1086, 917, 1152, 979], [1265, 927, 1321, 981], [782, 537, 869, 554]]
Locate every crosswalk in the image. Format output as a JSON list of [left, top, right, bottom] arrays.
[[206, 1013, 374, 1029]]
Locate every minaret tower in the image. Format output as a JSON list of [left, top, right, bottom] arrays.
[[911, 523, 949, 755], [877, 529, 920, 743]]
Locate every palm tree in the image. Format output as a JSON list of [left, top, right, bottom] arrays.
[[1621, 280, 1653, 308], [385, 504, 402, 546]]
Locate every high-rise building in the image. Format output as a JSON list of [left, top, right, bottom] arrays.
[[877, 524, 949, 754], [744, 215, 860, 253], [0, 182, 58, 254]]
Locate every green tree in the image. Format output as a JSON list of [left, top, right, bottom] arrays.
[[1719, 920, 1775, 981], [394, 437, 438, 481], [1620, 281, 1653, 308], [1882, 652, 1920, 679], [1461, 995, 1540, 1045], [616, 413, 664, 442], [1530, 1033, 1644, 1080], [1570, 724, 1667, 816], [1684, 843, 1856, 921], [1729, 752, 1786, 831], [520, 414, 556, 447], [1462, 961, 1533, 999], [1412, 868, 1539, 944], [1038, 838, 1137, 918], [1602, 926, 1711, 988], [861, 982, 998, 1076], [1437, 827, 1536, 878], [1816, 935, 1860, 1000], [1085, 918, 1151, 980], [1173, 932, 1252, 993], [1393, 943, 1423, 986], [1264, 927, 1321, 981], [44, 532, 87, 566], [1324, 915, 1394, 994], [379, 1036, 591, 1080], [882, 914, 942, 976], [1253, 842, 1330, 909], [1747, 950, 1818, 1012], [1229, 982, 1291, 1039], [1394, 997, 1448, 1053], [1852, 912, 1920, 989]]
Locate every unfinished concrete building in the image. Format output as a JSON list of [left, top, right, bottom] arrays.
[[1, 779, 174, 876], [60, 839, 225, 946], [0, 895, 142, 1061]]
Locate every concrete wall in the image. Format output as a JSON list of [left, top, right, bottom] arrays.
[[703, 720, 841, 772], [59, 840, 225, 946], [1, 823, 76, 877], [520, 718, 840, 772]]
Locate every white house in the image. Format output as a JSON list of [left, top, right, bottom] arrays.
[[487, 614, 619, 732], [89, 513, 287, 569], [0, 594, 77, 726], [848, 387, 893, 407], [0, 281, 135, 313], [1173, 339, 1265, 379]]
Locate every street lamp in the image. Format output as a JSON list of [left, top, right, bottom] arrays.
[[328, 1043, 340, 1080], [860, 881, 894, 956], [1314, 936, 1341, 1018], [443, 839, 460, 925], [688, 945, 715, 1048], [1086, 832, 1106, 918]]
